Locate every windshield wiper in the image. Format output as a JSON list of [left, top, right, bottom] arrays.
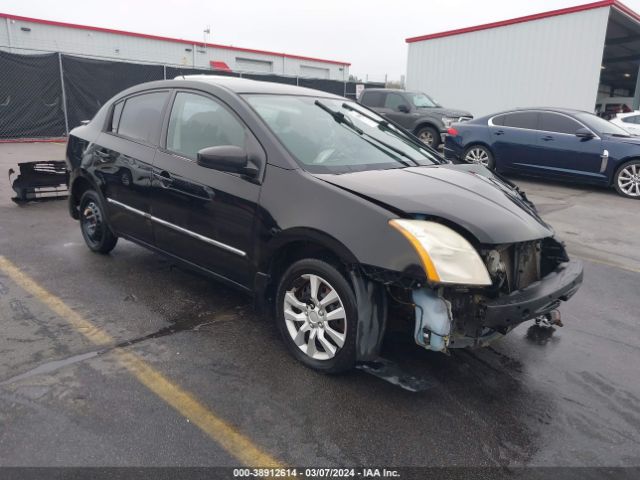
[[315, 100, 412, 166], [341, 102, 445, 162], [314, 100, 363, 134]]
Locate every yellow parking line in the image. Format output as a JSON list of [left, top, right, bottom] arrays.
[[0, 255, 283, 468]]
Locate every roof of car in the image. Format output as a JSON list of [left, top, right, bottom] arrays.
[[492, 107, 593, 116], [174, 75, 343, 98]]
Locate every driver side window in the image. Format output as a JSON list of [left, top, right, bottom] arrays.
[[384, 93, 407, 111], [167, 92, 246, 160]]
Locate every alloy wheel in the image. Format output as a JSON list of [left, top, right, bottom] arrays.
[[618, 164, 640, 197], [282, 273, 347, 361], [465, 147, 490, 166], [419, 130, 434, 146]]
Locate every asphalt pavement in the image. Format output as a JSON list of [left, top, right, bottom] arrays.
[[0, 143, 639, 473]]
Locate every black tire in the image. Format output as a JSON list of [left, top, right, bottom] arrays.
[[79, 190, 118, 254], [275, 258, 357, 374], [415, 125, 440, 148], [463, 144, 495, 170], [613, 160, 640, 199]]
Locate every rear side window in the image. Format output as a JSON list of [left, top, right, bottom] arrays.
[[360, 91, 384, 107], [491, 114, 506, 126], [166, 92, 246, 160], [622, 115, 640, 124], [538, 112, 581, 134], [502, 111, 539, 130], [117, 91, 169, 143]]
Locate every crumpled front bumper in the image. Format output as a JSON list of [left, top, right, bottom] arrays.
[[482, 260, 584, 329]]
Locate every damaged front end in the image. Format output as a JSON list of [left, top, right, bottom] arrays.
[[408, 237, 583, 353]]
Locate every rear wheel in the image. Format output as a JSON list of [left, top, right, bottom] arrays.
[[614, 160, 640, 199], [415, 126, 440, 148], [464, 145, 495, 170], [275, 258, 357, 374], [79, 190, 118, 253]]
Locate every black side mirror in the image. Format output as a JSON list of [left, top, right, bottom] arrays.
[[398, 104, 410, 113], [197, 145, 257, 177], [575, 127, 595, 139]]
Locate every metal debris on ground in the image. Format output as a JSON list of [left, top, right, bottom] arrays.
[[8, 161, 69, 204], [357, 357, 435, 392]]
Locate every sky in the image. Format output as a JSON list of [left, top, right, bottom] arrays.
[[4, 0, 640, 81]]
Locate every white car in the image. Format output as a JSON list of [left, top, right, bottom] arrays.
[[610, 111, 640, 135]]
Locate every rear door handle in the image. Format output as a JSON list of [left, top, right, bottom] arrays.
[[541, 135, 554, 141], [153, 171, 174, 188], [493, 130, 504, 136]]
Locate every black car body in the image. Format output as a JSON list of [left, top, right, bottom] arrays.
[[358, 88, 472, 148], [444, 107, 640, 199], [66, 77, 583, 373]]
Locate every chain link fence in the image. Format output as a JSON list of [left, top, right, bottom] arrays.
[[0, 47, 384, 140]]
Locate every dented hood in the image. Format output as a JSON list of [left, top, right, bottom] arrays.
[[314, 164, 553, 244]]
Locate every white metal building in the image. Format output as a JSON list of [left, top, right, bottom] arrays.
[[405, 0, 640, 117], [0, 13, 350, 80]]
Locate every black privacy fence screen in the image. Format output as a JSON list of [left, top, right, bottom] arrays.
[[0, 50, 383, 140]]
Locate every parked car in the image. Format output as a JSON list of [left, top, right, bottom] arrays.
[[66, 77, 583, 373], [610, 111, 640, 135], [445, 107, 640, 199], [595, 96, 633, 119], [358, 88, 472, 148]]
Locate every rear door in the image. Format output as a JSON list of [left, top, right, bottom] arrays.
[[490, 111, 539, 172], [94, 90, 170, 244], [534, 112, 604, 182], [150, 90, 263, 288]]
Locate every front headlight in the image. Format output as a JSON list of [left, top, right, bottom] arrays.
[[442, 116, 457, 128], [389, 219, 492, 286]]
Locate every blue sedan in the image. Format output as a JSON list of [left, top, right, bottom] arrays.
[[444, 108, 640, 199]]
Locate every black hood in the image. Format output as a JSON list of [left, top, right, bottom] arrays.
[[314, 164, 553, 245]]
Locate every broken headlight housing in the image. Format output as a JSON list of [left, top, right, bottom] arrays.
[[389, 219, 492, 286]]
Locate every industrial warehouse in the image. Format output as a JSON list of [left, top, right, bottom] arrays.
[[406, 0, 640, 117]]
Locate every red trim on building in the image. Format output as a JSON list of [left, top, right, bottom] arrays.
[[405, 0, 639, 43], [210, 60, 231, 71], [0, 12, 351, 66]]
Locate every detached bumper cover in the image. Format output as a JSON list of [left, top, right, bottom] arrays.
[[482, 260, 583, 328]]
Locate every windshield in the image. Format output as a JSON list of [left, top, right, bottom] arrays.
[[408, 92, 439, 108], [244, 95, 441, 174], [575, 112, 631, 137]]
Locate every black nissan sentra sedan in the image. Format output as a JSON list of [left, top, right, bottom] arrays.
[[66, 76, 583, 373]]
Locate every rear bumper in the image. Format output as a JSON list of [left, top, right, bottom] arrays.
[[482, 260, 583, 328]]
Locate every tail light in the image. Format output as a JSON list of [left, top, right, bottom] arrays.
[[447, 127, 459, 136]]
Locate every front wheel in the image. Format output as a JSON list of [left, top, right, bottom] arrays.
[[614, 161, 640, 199], [415, 126, 440, 149], [79, 190, 118, 253], [275, 259, 357, 374], [464, 145, 495, 170]]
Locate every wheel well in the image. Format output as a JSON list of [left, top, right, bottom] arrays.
[[69, 177, 93, 219], [413, 122, 439, 134], [264, 240, 351, 310]]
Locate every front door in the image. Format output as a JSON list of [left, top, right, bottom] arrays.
[[533, 112, 605, 183], [150, 90, 262, 288]]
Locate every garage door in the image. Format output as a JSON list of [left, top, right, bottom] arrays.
[[300, 65, 330, 79], [235, 57, 273, 73]]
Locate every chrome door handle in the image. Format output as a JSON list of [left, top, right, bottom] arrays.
[[153, 171, 174, 188]]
